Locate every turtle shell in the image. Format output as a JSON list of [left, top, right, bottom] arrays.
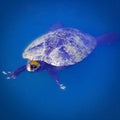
[[22, 28, 97, 66]]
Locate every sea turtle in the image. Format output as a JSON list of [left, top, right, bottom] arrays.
[[2, 24, 116, 90]]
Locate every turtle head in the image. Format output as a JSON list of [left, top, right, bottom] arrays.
[[27, 61, 40, 72]]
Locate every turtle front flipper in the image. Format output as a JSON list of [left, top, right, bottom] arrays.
[[47, 69, 66, 90], [2, 65, 26, 79]]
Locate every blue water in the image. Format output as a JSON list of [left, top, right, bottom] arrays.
[[0, 0, 120, 120]]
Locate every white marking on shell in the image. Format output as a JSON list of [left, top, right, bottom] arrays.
[[48, 47, 64, 66], [22, 34, 47, 59]]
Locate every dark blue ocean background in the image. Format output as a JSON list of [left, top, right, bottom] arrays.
[[0, 0, 120, 120]]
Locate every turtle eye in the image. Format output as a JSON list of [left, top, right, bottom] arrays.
[[31, 65, 37, 69]]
